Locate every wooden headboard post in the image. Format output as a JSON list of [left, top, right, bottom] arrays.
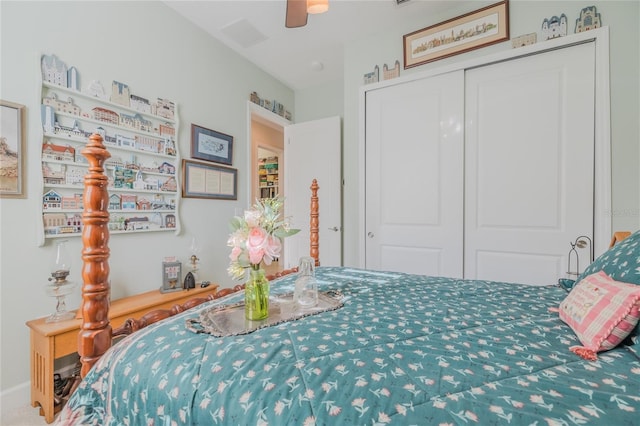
[[78, 134, 112, 378], [310, 179, 320, 266], [76, 134, 321, 371]]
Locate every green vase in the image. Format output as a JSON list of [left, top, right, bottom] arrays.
[[245, 268, 269, 320]]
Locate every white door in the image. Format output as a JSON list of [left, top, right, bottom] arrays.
[[464, 42, 596, 285], [284, 116, 341, 269], [365, 71, 465, 277]]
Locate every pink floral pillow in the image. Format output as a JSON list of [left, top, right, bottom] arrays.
[[559, 271, 640, 360]]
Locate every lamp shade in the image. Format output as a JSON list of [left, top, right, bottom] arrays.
[[307, 0, 328, 14]]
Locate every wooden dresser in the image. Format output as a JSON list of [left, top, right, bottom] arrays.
[[26, 284, 219, 423]]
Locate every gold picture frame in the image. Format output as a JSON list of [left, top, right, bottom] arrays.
[[0, 100, 26, 198], [403, 0, 510, 69]]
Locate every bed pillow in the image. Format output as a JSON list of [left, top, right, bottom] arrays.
[[576, 229, 640, 286], [559, 270, 640, 360], [558, 278, 577, 292]]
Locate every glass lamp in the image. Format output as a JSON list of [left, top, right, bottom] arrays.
[[45, 240, 76, 322], [566, 235, 594, 278], [188, 236, 200, 284]]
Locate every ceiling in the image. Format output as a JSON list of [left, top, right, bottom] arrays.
[[165, 0, 471, 91]]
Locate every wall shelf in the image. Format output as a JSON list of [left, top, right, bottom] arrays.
[[38, 53, 181, 245]]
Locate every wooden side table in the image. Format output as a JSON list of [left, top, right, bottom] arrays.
[[26, 285, 219, 423]]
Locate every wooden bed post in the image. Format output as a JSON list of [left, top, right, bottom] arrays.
[[79, 134, 112, 378], [310, 179, 319, 266]]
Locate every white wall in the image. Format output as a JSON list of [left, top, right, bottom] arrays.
[[0, 0, 293, 398], [1, 0, 638, 411], [336, 0, 640, 267]]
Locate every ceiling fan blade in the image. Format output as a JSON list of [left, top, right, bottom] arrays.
[[285, 0, 308, 28]]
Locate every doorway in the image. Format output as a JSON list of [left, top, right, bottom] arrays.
[[246, 102, 343, 270], [248, 102, 288, 274]]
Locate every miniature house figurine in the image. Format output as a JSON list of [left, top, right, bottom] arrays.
[[67, 66, 80, 91], [156, 98, 175, 120], [163, 138, 177, 156], [84, 80, 107, 99], [41, 105, 56, 134], [133, 171, 146, 190], [575, 6, 602, 33], [93, 107, 119, 125], [383, 61, 400, 80], [42, 141, 75, 162], [130, 94, 151, 114], [41, 54, 68, 87], [364, 65, 379, 85], [120, 112, 152, 132], [165, 214, 176, 229], [42, 93, 81, 116], [158, 162, 175, 174], [43, 190, 62, 210], [137, 197, 151, 210], [42, 163, 66, 185], [111, 81, 131, 107], [109, 194, 122, 210], [542, 13, 568, 40]]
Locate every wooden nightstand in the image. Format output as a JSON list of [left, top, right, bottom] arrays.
[[26, 284, 219, 423]]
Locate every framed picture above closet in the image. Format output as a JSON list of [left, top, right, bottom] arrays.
[[403, 0, 510, 68]]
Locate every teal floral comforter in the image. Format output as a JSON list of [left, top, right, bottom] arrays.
[[58, 267, 640, 425]]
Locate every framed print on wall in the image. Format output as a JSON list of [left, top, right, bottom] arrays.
[[191, 124, 233, 165], [0, 100, 26, 198], [403, 0, 510, 69], [182, 159, 237, 200]]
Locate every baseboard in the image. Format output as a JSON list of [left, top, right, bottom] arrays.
[[0, 381, 31, 418]]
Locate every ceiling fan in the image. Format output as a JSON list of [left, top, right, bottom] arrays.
[[286, 0, 329, 28]]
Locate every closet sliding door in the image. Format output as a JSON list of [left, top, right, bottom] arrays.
[[365, 71, 464, 277], [464, 42, 596, 285]]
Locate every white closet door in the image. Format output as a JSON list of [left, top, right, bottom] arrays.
[[365, 71, 464, 277], [464, 42, 595, 285]]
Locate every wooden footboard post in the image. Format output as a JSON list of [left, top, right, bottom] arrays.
[[79, 134, 112, 378], [310, 179, 320, 266]]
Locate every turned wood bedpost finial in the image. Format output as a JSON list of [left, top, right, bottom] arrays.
[[79, 133, 112, 378], [310, 179, 320, 266]]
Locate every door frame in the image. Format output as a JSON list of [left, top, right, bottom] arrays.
[[358, 27, 611, 268], [246, 101, 292, 264], [246, 101, 292, 203]]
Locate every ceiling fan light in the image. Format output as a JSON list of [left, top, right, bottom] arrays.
[[307, 0, 328, 14]]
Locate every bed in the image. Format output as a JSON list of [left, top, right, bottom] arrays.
[[58, 135, 639, 425]]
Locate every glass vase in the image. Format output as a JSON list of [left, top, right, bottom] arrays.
[[245, 267, 269, 320]]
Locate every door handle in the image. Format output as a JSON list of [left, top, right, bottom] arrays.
[[367, 232, 374, 238], [328, 226, 339, 232]]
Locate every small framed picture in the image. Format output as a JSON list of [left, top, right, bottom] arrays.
[[191, 124, 233, 165], [161, 261, 182, 293]]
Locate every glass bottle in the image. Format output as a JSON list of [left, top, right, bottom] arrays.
[[294, 257, 318, 308]]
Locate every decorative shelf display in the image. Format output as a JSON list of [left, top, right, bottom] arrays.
[[38, 54, 180, 245], [258, 156, 279, 199]]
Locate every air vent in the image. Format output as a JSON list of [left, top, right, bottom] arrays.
[[220, 18, 267, 49]]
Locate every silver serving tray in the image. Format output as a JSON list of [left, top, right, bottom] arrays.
[[185, 290, 343, 337]]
